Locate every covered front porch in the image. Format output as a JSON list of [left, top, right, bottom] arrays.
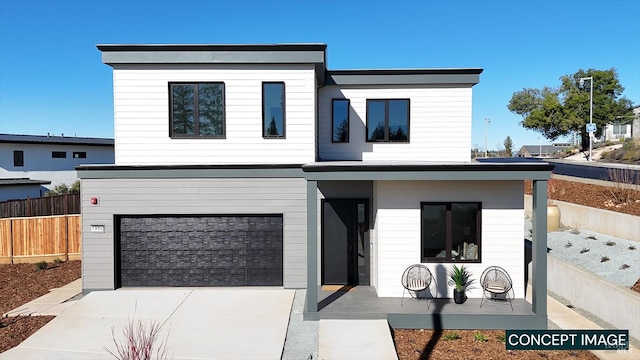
[[302, 161, 553, 330], [318, 286, 546, 329]]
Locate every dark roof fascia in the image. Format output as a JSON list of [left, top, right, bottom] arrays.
[[96, 44, 328, 52], [75, 164, 305, 179], [302, 162, 554, 181], [0, 134, 114, 146], [0, 178, 51, 186], [97, 44, 327, 86], [325, 69, 483, 86]]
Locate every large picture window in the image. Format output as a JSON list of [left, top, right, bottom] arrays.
[[332, 99, 350, 143], [421, 202, 481, 262], [366, 99, 409, 142], [263, 82, 285, 138], [170, 82, 225, 138]]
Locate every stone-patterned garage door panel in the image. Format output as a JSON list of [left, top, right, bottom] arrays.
[[118, 215, 283, 287]]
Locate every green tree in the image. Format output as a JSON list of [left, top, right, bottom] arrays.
[[267, 117, 279, 136], [334, 119, 349, 142], [507, 68, 633, 150], [171, 85, 194, 135], [197, 83, 224, 136], [45, 180, 80, 197], [504, 136, 514, 157]]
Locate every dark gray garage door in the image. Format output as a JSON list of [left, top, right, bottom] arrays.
[[117, 215, 283, 287]]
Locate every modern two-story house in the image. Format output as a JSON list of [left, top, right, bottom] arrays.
[[78, 44, 552, 329]]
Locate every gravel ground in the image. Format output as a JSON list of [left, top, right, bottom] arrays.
[[525, 219, 640, 287]]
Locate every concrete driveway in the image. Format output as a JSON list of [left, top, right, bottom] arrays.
[[1, 288, 294, 360]]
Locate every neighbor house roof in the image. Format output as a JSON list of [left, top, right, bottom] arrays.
[[0, 133, 114, 146], [519, 145, 568, 155], [0, 178, 51, 186]]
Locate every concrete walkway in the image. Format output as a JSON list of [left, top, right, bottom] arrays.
[[3, 279, 82, 317], [528, 284, 639, 359], [319, 319, 398, 360]]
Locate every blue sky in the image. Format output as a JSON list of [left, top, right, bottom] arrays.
[[0, 0, 638, 151]]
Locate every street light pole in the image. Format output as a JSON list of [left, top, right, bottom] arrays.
[[538, 137, 542, 158], [484, 118, 490, 157], [579, 77, 593, 161]]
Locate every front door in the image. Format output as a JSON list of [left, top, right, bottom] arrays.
[[322, 199, 369, 285]]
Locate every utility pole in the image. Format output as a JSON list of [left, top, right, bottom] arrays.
[[579, 77, 594, 161]]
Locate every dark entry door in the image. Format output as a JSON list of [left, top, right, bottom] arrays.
[[322, 199, 369, 285]]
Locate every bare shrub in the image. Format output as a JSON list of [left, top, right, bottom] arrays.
[[606, 167, 640, 204], [105, 319, 171, 360]]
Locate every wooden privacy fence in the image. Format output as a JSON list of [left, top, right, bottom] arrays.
[[0, 193, 80, 218], [0, 215, 81, 264]]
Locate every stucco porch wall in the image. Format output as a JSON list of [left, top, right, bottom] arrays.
[[374, 180, 525, 298]]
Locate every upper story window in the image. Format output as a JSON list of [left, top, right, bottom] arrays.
[[13, 150, 24, 167], [52, 151, 66, 158], [73, 152, 87, 159], [421, 202, 481, 263], [332, 99, 350, 143], [170, 83, 225, 138], [366, 99, 409, 142], [263, 82, 285, 138]]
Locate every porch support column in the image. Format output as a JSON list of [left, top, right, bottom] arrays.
[[531, 179, 548, 316], [304, 180, 319, 319]]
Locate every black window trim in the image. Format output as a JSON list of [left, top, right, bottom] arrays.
[[420, 201, 482, 263], [13, 150, 24, 167], [73, 151, 87, 159], [365, 98, 410, 143], [262, 81, 286, 139], [168, 82, 226, 139], [331, 98, 350, 143], [52, 151, 67, 159]]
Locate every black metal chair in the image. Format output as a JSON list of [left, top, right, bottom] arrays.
[[479, 266, 514, 310], [401, 264, 435, 308]]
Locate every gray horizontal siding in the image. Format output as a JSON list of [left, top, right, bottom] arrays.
[[81, 177, 307, 291]]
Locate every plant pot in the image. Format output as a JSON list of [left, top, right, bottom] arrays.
[[453, 289, 466, 304], [547, 204, 561, 232]]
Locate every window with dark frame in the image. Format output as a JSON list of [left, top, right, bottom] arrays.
[[332, 99, 350, 143], [52, 151, 67, 159], [421, 202, 481, 263], [73, 152, 87, 159], [169, 82, 225, 138], [13, 150, 24, 167], [262, 82, 285, 138], [366, 99, 409, 142]]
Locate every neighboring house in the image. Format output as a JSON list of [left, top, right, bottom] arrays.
[[517, 143, 570, 158], [0, 178, 51, 202], [79, 44, 552, 329], [603, 123, 632, 142], [602, 105, 640, 141], [0, 134, 114, 200]]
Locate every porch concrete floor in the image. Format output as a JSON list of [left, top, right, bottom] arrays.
[[318, 286, 534, 319]]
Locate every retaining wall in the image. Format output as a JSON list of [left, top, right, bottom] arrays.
[[547, 254, 640, 341], [524, 195, 640, 243]]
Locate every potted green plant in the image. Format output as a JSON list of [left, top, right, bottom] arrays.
[[449, 264, 473, 304]]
